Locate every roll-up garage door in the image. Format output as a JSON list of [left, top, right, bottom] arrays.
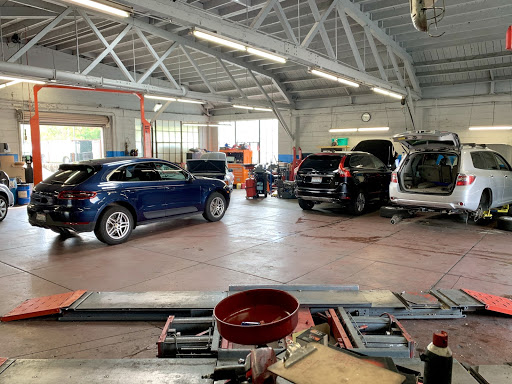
[[19, 112, 109, 127]]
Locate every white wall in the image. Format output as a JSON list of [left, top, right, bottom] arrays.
[[276, 94, 512, 158], [0, 42, 207, 158]]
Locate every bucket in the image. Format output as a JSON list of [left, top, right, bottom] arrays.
[[337, 138, 348, 146], [17, 183, 31, 205]]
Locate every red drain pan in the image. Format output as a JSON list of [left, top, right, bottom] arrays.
[[214, 289, 300, 345]]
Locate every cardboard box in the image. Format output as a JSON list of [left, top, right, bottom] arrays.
[[0, 155, 25, 182]]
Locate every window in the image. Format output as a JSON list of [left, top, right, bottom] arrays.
[[370, 155, 386, 169], [154, 162, 186, 181], [471, 152, 499, 170], [299, 155, 342, 173], [44, 165, 97, 185], [218, 119, 278, 165], [349, 154, 375, 169], [494, 154, 511, 171], [135, 119, 199, 164], [109, 163, 160, 182], [21, 124, 104, 180]]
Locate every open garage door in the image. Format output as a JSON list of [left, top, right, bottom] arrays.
[[19, 112, 109, 180]]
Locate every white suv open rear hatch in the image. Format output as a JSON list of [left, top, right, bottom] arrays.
[[393, 131, 461, 152]]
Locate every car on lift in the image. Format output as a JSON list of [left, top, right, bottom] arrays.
[[295, 150, 392, 215], [0, 171, 14, 222], [389, 130, 512, 221], [27, 158, 231, 245]]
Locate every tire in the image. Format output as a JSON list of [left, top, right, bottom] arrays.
[[94, 205, 134, 245], [50, 227, 72, 237], [0, 195, 8, 222], [203, 192, 227, 222], [380, 206, 413, 219], [349, 191, 366, 215], [497, 216, 512, 231], [474, 193, 491, 224], [298, 199, 314, 210]]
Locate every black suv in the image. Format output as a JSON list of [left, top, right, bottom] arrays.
[[295, 151, 391, 214]]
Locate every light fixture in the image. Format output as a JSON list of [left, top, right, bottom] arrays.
[[233, 105, 253, 110], [246, 47, 287, 63], [310, 69, 359, 88], [176, 98, 204, 104], [329, 128, 358, 133], [193, 29, 287, 63], [469, 126, 512, 131], [358, 127, 390, 132], [0, 80, 22, 89], [193, 30, 246, 51], [153, 103, 163, 112], [233, 105, 272, 112], [0, 75, 45, 84], [66, 0, 130, 18], [329, 127, 389, 133], [372, 87, 404, 99], [145, 95, 205, 104], [145, 95, 177, 102], [183, 123, 230, 127]]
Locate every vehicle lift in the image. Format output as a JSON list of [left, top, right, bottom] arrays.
[[1, 285, 511, 383]]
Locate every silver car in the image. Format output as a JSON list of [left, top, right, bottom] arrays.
[[0, 182, 14, 221], [389, 131, 512, 219]]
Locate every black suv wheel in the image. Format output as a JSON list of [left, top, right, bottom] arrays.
[[298, 199, 314, 210]]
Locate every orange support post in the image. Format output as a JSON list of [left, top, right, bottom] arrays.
[[29, 85, 152, 185]]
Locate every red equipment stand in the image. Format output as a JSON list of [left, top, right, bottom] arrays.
[[30, 85, 151, 185]]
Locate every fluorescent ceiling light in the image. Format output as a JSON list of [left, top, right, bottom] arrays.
[[337, 78, 359, 88], [193, 30, 245, 51], [0, 75, 45, 84], [0, 80, 22, 89], [233, 105, 253, 110], [469, 126, 512, 131], [311, 69, 337, 81], [372, 87, 404, 99], [176, 98, 204, 104], [145, 95, 177, 102], [310, 69, 359, 88], [153, 103, 162, 112], [329, 128, 358, 133], [233, 105, 272, 112], [358, 127, 390, 132], [246, 47, 286, 63], [194, 29, 286, 63], [67, 0, 130, 18]]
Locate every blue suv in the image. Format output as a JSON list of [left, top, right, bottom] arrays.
[[27, 158, 230, 245]]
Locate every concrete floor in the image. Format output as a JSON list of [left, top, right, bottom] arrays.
[[0, 190, 511, 366]]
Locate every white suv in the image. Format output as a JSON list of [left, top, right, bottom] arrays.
[[389, 131, 512, 219]]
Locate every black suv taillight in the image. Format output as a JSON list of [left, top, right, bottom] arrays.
[[58, 191, 97, 200], [338, 156, 351, 177]]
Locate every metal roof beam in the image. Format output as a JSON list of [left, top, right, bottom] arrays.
[[133, 28, 180, 88], [119, 0, 409, 96], [181, 45, 216, 94], [0, 61, 292, 109], [7, 6, 72, 63], [338, 6, 364, 71], [302, 0, 337, 58], [339, 0, 413, 65]]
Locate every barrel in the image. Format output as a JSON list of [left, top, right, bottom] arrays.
[[17, 183, 31, 205]]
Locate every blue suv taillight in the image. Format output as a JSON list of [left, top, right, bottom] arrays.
[[58, 191, 97, 200]]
